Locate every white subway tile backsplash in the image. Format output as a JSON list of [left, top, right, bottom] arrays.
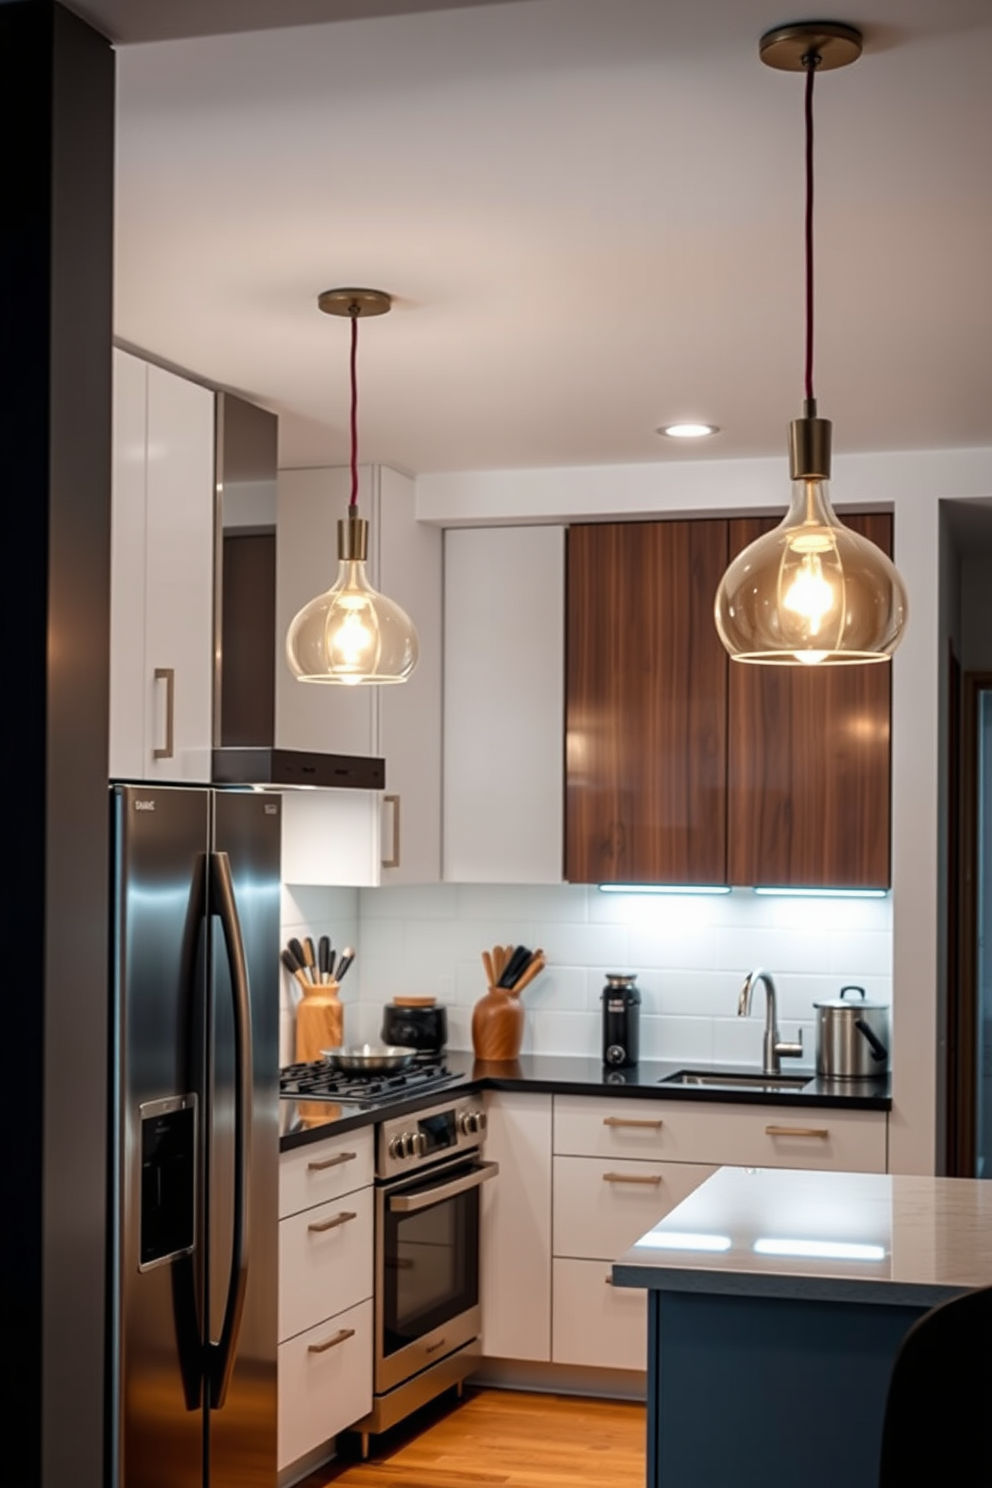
[[349, 884, 893, 1065]]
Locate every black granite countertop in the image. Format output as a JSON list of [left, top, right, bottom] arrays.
[[279, 1052, 890, 1152]]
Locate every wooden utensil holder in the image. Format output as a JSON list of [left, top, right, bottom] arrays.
[[471, 986, 524, 1062], [295, 981, 343, 1064]]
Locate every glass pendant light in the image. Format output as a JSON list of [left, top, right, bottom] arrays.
[[286, 289, 419, 685], [715, 24, 909, 666]]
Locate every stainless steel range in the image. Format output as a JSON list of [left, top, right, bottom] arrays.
[[358, 1091, 497, 1452], [279, 1056, 466, 1108]]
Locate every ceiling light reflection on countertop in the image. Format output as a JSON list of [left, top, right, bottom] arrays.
[[635, 1231, 733, 1253], [754, 1238, 886, 1263]]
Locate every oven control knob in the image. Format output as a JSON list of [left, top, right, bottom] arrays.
[[458, 1109, 483, 1136], [413, 1132, 427, 1158], [388, 1134, 405, 1160], [477, 1110, 488, 1133]]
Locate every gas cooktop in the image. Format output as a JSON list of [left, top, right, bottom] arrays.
[[279, 1056, 466, 1108]]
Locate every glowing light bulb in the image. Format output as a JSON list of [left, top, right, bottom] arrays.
[[782, 551, 837, 634]]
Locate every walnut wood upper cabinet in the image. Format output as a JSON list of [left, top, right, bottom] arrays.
[[726, 512, 893, 888], [565, 520, 730, 885]]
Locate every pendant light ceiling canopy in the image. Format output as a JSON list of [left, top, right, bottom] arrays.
[[285, 289, 419, 686], [714, 23, 909, 667]]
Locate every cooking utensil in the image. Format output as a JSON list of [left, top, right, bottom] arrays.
[[287, 937, 309, 980], [303, 936, 317, 976], [318, 934, 330, 982], [320, 1043, 417, 1072], [814, 985, 890, 1079], [281, 948, 310, 993], [381, 1001, 448, 1053], [336, 947, 355, 983], [509, 953, 545, 996], [498, 944, 532, 989], [482, 949, 496, 987]]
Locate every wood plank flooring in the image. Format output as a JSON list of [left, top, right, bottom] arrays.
[[303, 1388, 646, 1488]]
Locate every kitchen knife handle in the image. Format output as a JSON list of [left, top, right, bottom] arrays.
[[307, 1151, 357, 1172], [152, 667, 175, 760], [208, 850, 253, 1411], [764, 1124, 829, 1139], [602, 1116, 664, 1130], [307, 1327, 356, 1354], [308, 1211, 357, 1233], [382, 794, 401, 869]]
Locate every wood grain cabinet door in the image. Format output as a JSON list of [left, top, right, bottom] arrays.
[[726, 511, 893, 888], [565, 520, 729, 885]]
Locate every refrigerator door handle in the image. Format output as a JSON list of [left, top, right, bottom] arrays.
[[208, 849, 253, 1410]]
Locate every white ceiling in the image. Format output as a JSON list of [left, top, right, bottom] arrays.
[[82, 0, 992, 473]]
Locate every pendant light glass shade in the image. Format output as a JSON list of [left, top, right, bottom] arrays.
[[714, 473, 908, 666], [286, 515, 419, 685], [714, 25, 909, 666], [285, 288, 419, 686]]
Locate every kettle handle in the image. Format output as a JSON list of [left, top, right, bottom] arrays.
[[855, 1017, 889, 1063], [839, 985, 866, 1002]]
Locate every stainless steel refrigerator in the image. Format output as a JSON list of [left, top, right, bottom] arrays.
[[110, 784, 281, 1488]]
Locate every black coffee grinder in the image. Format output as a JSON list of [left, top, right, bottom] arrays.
[[601, 974, 641, 1067]]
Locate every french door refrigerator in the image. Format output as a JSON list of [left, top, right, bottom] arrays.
[[110, 784, 281, 1488]]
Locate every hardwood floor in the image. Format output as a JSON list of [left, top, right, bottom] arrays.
[[302, 1387, 647, 1488]]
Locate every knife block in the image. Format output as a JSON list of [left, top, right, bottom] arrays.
[[471, 987, 524, 1062], [295, 981, 343, 1064]]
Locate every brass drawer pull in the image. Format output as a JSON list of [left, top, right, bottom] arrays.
[[602, 1116, 663, 1130], [307, 1327, 355, 1354], [602, 1171, 663, 1186], [604, 1275, 614, 1286], [764, 1125, 829, 1139], [382, 794, 401, 869], [307, 1151, 357, 1172], [307, 1210, 357, 1233]]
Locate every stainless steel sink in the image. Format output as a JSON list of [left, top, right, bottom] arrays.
[[658, 1068, 813, 1092]]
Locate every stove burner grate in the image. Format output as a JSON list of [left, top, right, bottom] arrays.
[[279, 1056, 462, 1105]]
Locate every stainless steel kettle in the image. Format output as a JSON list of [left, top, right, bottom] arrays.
[[813, 985, 890, 1079]]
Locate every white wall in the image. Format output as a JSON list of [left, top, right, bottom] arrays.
[[417, 443, 992, 1174], [352, 884, 891, 1066]]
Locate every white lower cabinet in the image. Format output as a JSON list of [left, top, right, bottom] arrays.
[[278, 1299, 373, 1471], [278, 1129, 375, 1474], [552, 1259, 648, 1372], [480, 1091, 553, 1362]]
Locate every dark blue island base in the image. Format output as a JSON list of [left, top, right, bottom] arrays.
[[647, 1291, 925, 1488]]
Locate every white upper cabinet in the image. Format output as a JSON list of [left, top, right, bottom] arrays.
[[109, 349, 215, 782], [443, 525, 564, 883], [276, 465, 442, 885]]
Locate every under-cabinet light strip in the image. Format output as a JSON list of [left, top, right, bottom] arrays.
[[598, 884, 732, 896], [753, 887, 888, 899]]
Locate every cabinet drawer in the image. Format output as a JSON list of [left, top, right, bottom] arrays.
[[553, 1156, 715, 1261], [653, 1103, 888, 1171], [279, 1127, 374, 1219], [279, 1187, 374, 1343], [552, 1258, 646, 1373], [277, 1298, 372, 1471], [553, 1095, 887, 1171], [554, 1096, 674, 1159]]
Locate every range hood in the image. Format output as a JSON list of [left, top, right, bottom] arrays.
[[211, 390, 385, 791]]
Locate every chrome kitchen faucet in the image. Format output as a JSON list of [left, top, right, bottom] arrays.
[[738, 968, 804, 1076]]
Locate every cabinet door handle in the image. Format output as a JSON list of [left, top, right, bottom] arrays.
[[307, 1210, 357, 1233], [307, 1151, 357, 1172], [602, 1116, 663, 1130], [764, 1125, 829, 1139], [604, 1275, 614, 1285], [307, 1327, 355, 1354], [602, 1171, 663, 1185], [381, 793, 401, 869], [153, 667, 175, 760]]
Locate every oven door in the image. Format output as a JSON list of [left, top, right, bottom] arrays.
[[376, 1154, 498, 1394]]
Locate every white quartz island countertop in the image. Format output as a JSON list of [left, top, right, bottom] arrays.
[[612, 1165, 992, 1307]]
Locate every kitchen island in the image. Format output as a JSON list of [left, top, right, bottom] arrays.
[[612, 1166, 992, 1488]]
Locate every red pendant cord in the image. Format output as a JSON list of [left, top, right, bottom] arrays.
[[349, 310, 359, 510], [803, 54, 818, 408]]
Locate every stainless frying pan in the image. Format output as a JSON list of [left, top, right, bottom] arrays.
[[319, 1043, 419, 1072]]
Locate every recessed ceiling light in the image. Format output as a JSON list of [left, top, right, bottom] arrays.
[[658, 422, 720, 439]]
